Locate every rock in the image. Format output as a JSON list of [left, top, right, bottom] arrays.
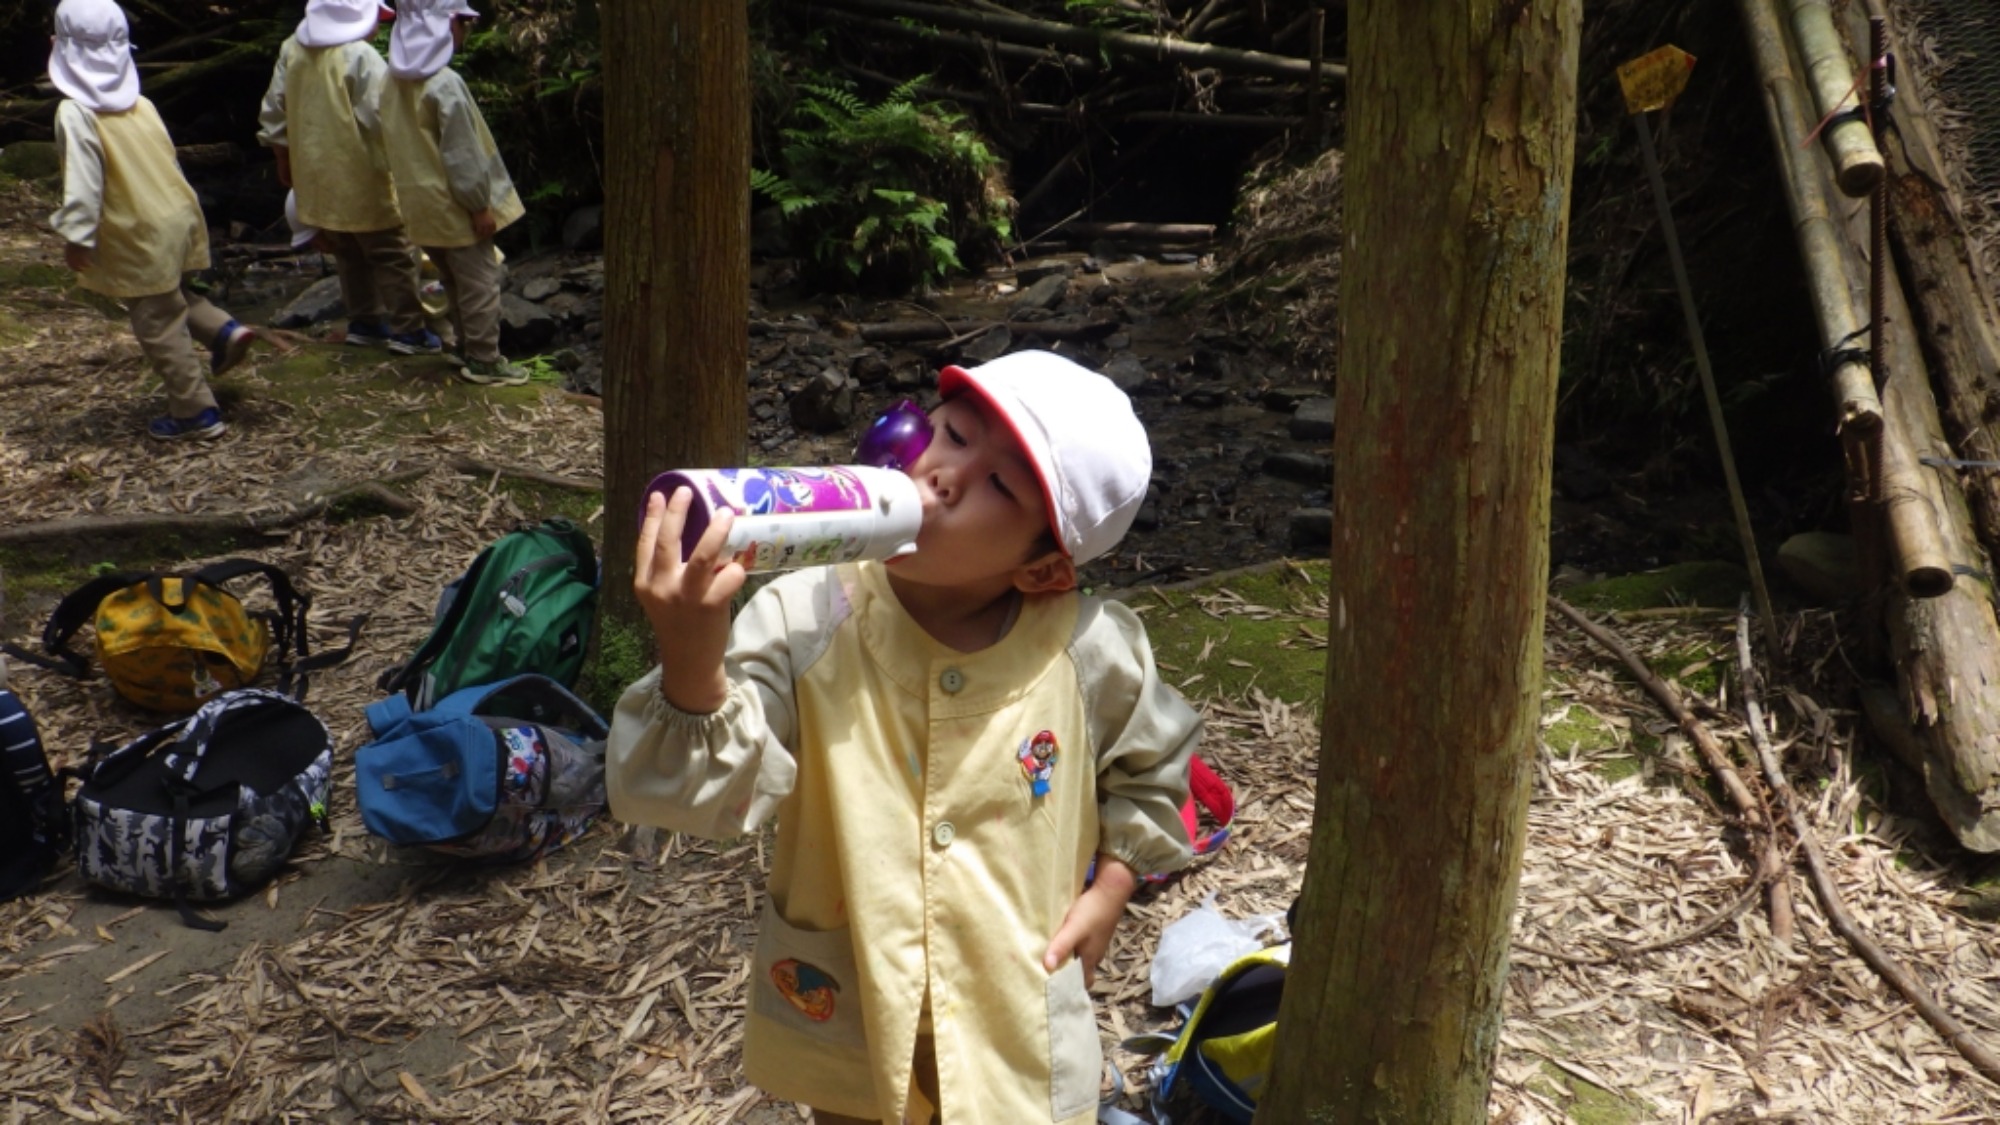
[[886, 363, 927, 392], [850, 350, 891, 386], [789, 368, 856, 433], [498, 293, 558, 353], [1259, 385, 1320, 411], [546, 291, 592, 327], [1014, 260, 1072, 287], [1100, 353, 1149, 394], [0, 142, 61, 186], [521, 277, 562, 302], [1010, 273, 1069, 315], [959, 326, 1012, 364], [1184, 385, 1228, 408], [1264, 451, 1331, 486], [1134, 502, 1160, 532], [561, 204, 603, 252], [1289, 396, 1335, 441], [273, 274, 344, 328], [1778, 532, 1859, 603], [1290, 509, 1334, 551]]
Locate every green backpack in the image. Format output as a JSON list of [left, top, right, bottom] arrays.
[[377, 520, 599, 709]]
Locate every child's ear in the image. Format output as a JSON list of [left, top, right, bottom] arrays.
[[1015, 552, 1077, 595]]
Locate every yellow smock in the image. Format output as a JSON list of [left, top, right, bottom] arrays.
[[608, 562, 1200, 1124], [257, 36, 401, 233], [51, 97, 209, 299], [375, 68, 524, 249]]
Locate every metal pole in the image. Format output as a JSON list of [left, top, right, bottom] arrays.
[[1634, 112, 1786, 656]]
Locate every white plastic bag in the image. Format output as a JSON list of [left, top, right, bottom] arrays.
[[1148, 894, 1281, 1007]]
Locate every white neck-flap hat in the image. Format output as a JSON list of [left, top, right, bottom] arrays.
[[283, 190, 319, 250], [389, 0, 476, 80], [297, 0, 382, 49], [48, 0, 137, 114], [939, 350, 1154, 566]]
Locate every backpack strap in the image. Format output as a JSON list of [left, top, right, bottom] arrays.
[[1, 570, 154, 678], [190, 559, 308, 683], [376, 541, 503, 696]]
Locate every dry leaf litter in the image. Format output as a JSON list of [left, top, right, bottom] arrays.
[[1, 192, 1998, 1124]]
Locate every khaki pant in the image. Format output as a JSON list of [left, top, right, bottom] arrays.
[[426, 239, 506, 363], [325, 227, 425, 334], [128, 283, 228, 418]]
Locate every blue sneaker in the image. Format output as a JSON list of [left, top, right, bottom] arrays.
[[386, 328, 444, 356], [148, 407, 226, 442], [210, 320, 255, 375], [345, 320, 391, 347]]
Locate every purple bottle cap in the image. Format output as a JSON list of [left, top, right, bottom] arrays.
[[639, 470, 710, 560], [855, 400, 933, 471]]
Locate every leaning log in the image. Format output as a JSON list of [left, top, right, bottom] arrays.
[[1783, 0, 1884, 196], [1749, 0, 2000, 849], [805, 0, 1346, 85], [1838, 2, 2000, 567]]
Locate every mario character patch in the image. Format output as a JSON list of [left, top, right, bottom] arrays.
[[1018, 730, 1058, 797], [771, 958, 840, 1022]]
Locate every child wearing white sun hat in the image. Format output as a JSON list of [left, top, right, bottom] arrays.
[[609, 349, 1196, 1125], [48, 0, 254, 442], [375, 0, 528, 386], [258, 0, 436, 356]]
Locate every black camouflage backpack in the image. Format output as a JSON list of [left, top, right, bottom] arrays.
[[72, 688, 332, 930]]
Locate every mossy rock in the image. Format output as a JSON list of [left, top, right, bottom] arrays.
[[0, 142, 61, 188], [1563, 561, 1750, 612]]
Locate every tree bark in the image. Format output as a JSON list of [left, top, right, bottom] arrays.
[[1260, 2, 1581, 1121], [599, 1, 750, 636]]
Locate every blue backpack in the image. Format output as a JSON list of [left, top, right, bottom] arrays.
[[354, 674, 609, 862]]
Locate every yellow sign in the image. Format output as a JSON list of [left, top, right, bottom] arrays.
[[1617, 45, 1697, 114]]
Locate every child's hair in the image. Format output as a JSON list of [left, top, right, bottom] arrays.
[[938, 351, 1152, 566]]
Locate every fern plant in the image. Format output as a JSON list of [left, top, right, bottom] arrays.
[[752, 78, 1012, 291]]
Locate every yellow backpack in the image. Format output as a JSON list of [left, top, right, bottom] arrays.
[[6, 560, 355, 713]]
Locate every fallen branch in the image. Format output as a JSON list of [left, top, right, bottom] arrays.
[[450, 457, 602, 493], [857, 314, 1122, 343], [1549, 596, 1795, 944], [1734, 605, 2000, 1085], [807, 0, 1345, 84], [0, 475, 421, 549], [1063, 221, 1218, 241], [1513, 870, 1777, 966]]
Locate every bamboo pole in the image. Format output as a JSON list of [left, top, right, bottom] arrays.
[[1748, 0, 2000, 849], [1782, 0, 1884, 196], [1742, 0, 1950, 599]]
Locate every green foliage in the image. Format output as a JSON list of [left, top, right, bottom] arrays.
[[752, 78, 1012, 291]]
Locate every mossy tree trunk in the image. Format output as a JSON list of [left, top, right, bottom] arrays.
[[1259, 2, 1581, 1121], [599, 0, 750, 635]]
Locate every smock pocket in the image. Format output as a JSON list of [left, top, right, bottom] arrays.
[[750, 899, 867, 1051], [1045, 957, 1102, 1121]]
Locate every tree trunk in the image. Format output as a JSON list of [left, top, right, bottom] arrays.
[[599, 1, 750, 636], [1260, 3, 1581, 1121]]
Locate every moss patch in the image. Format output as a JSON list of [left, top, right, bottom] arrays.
[[0, 261, 73, 291], [576, 615, 654, 718], [1564, 561, 1749, 612], [239, 342, 547, 446], [1122, 560, 1329, 709], [1532, 1061, 1648, 1125], [0, 141, 61, 186], [496, 479, 604, 526]]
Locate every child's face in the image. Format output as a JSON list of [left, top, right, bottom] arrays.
[[451, 15, 473, 49], [893, 395, 1067, 591]]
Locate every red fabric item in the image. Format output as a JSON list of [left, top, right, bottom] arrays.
[[1180, 755, 1234, 855]]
